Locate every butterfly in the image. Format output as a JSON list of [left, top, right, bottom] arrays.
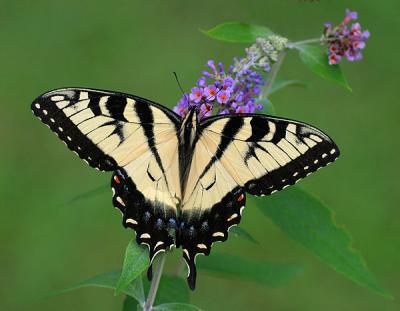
[[31, 87, 340, 290]]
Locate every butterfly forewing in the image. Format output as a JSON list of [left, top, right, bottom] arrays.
[[200, 114, 340, 195], [31, 88, 180, 170]]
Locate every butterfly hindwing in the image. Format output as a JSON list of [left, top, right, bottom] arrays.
[[179, 186, 246, 290], [111, 168, 177, 277]]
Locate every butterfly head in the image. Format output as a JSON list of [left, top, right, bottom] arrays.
[[181, 106, 198, 130]]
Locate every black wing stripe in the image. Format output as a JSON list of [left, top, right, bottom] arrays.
[[270, 122, 287, 144], [88, 94, 101, 115], [105, 95, 129, 121], [247, 117, 270, 141], [134, 102, 169, 187], [199, 117, 243, 180]]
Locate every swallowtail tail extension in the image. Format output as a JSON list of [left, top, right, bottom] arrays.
[[32, 88, 340, 290]]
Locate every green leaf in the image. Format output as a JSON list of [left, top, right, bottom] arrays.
[[201, 22, 273, 43], [256, 99, 276, 116], [115, 240, 149, 296], [50, 271, 145, 303], [144, 275, 190, 305], [155, 276, 190, 304], [297, 45, 351, 91], [229, 226, 259, 244], [122, 295, 140, 311], [254, 187, 391, 298], [269, 79, 308, 95], [153, 303, 203, 311], [198, 253, 304, 287]]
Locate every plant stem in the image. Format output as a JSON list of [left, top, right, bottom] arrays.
[[287, 37, 321, 49], [288, 36, 339, 49], [143, 254, 166, 311], [260, 51, 286, 100], [175, 258, 186, 276]]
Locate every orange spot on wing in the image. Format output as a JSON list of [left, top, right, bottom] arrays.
[[114, 175, 121, 184], [237, 193, 244, 202]]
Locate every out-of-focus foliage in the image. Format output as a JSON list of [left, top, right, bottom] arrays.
[[1, 1, 399, 310], [50, 271, 144, 303], [254, 187, 390, 297], [269, 79, 308, 95], [197, 253, 305, 287]]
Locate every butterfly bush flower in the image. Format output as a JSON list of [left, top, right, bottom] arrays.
[[174, 35, 288, 119], [322, 9, 370, 65]]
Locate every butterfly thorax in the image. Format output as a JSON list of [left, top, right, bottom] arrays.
[[178, 108, 199, 199]]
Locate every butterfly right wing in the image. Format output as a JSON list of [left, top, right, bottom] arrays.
[[179, 114, 340, 290], [32, 88, 182, 268]]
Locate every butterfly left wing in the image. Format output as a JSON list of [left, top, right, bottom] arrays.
[[180, 114, 340, 289], [31, 87, 181, 171], [32, 88, 182, 271]]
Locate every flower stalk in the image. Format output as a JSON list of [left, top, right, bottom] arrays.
[[143, 254, 166, 311], [259, 50, 286, 100], [287, 38, 322, 49]]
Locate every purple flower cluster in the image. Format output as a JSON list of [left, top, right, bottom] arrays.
[[173, 36, 288, 119], [174, 60, 266, 119], [323, 9, 370, 65]]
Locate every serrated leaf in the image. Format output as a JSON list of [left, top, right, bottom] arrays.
[[153, 303, 203, 311], [115, 240, 149, 296], [201, 22, 273, 43], [254, 187, 391, 298], [198, 253, 304, 287], [297, 45, 351, 91], [269, 79, 308, 95], [50, 271, 145, 303], [229, 226, 258, 244]]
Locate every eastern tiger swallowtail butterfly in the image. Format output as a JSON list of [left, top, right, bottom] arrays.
[[31, 88, 340, 290]]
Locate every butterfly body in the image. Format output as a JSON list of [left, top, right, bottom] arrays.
[[32, 88, 340, 290], [178, 107, 199, 195]]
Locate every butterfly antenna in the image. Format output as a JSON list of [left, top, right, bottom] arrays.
[[173, 72, 186, 96]]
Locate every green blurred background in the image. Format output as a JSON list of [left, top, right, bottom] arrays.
[[1, 0, 399, 310]]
